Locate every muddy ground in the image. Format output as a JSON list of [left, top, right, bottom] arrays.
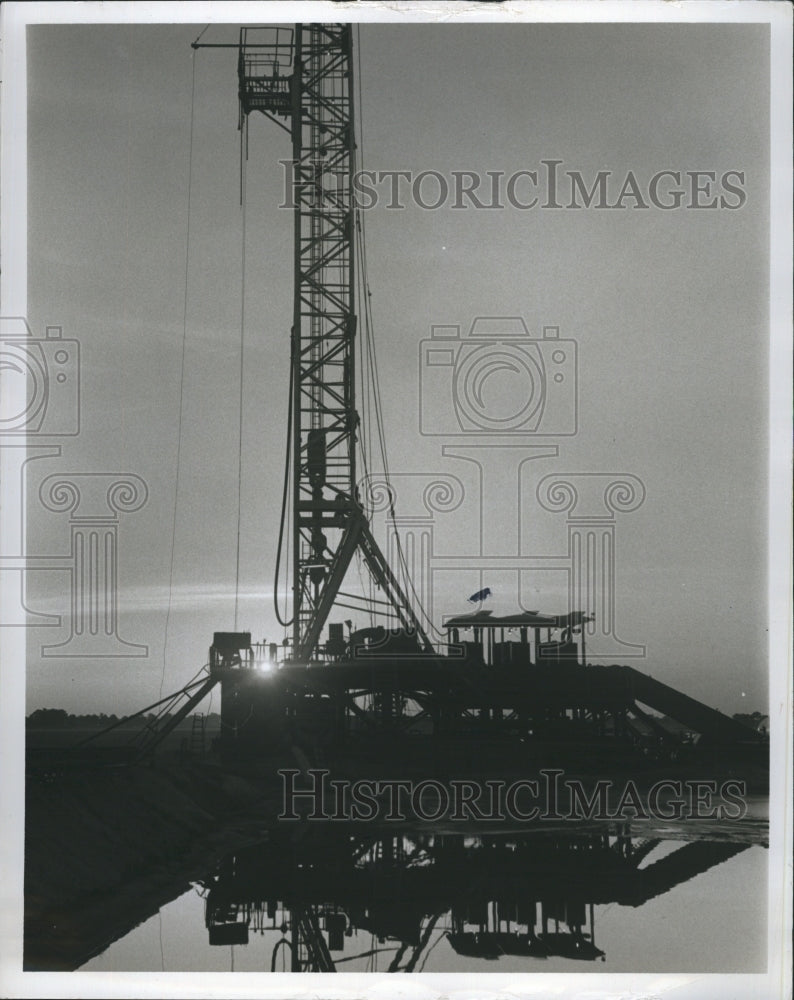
[[24, 754, 284, 970]]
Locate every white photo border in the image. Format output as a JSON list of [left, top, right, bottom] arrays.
[[1, 2, 791, 998]]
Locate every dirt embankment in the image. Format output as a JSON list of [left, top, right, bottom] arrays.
[[24, 756, 281, 971]]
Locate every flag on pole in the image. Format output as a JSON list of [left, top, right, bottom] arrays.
[[467, 587, 492, 604]]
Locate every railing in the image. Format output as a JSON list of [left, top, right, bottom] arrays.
[[210, 639, 281, 673]]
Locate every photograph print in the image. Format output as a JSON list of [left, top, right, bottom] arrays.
[[1, 1, 791, 996]]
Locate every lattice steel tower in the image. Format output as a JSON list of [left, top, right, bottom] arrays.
[[237, 24, 429, 660]]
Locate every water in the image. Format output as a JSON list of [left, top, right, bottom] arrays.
[[82, 820, 768, 974]]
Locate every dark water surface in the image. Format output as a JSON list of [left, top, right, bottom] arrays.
[[82, 808, 768, 974]]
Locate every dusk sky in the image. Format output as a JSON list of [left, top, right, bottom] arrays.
[[19, 18, 770, 716]]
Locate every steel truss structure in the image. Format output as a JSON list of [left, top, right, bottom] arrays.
[[237, 24, 429, 660]]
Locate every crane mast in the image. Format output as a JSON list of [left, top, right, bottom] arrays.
[[238, 24, 430, 660]]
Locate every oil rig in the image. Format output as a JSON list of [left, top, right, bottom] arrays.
[[130, 23, 763, 764], [23, 25, 769, 979]]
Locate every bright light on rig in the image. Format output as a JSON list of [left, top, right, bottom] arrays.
[[251, 641, 279, 674]]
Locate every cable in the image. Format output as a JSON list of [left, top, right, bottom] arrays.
[[357, 233, 444, 634], [352, 34, 444, 642], [192, 24, 210, 47], [234, 149, 247, 630], [418, 925, 446, 972], [162, 47, 198, 700], [273, 332, 295, 627]]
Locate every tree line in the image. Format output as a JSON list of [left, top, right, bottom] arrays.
[[26, 708, 221, 729]]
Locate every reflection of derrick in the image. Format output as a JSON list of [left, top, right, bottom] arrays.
[[293, 907, 336, 972], [201, 829, 751, 969]]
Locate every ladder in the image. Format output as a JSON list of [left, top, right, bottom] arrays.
[[191, 713, 206, 756]]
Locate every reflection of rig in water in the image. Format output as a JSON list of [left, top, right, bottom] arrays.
[[200, 829, 748, 971], [203, 623, 763, 760]]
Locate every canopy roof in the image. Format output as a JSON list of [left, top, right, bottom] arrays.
[[443, 610, 593, 630]]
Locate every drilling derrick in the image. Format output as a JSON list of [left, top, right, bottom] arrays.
[[238, 25, 430, 661]]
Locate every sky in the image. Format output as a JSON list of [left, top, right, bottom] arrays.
[[18, 18, 772, 716]]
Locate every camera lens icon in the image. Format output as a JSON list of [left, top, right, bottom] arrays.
[[0, 318, 80, 436], [454, 345, 545, 432]]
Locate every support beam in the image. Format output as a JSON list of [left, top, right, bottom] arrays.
[[295, 514, 364, 661], [359, 520, 434, 652], [134, 677, 218, 760]]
